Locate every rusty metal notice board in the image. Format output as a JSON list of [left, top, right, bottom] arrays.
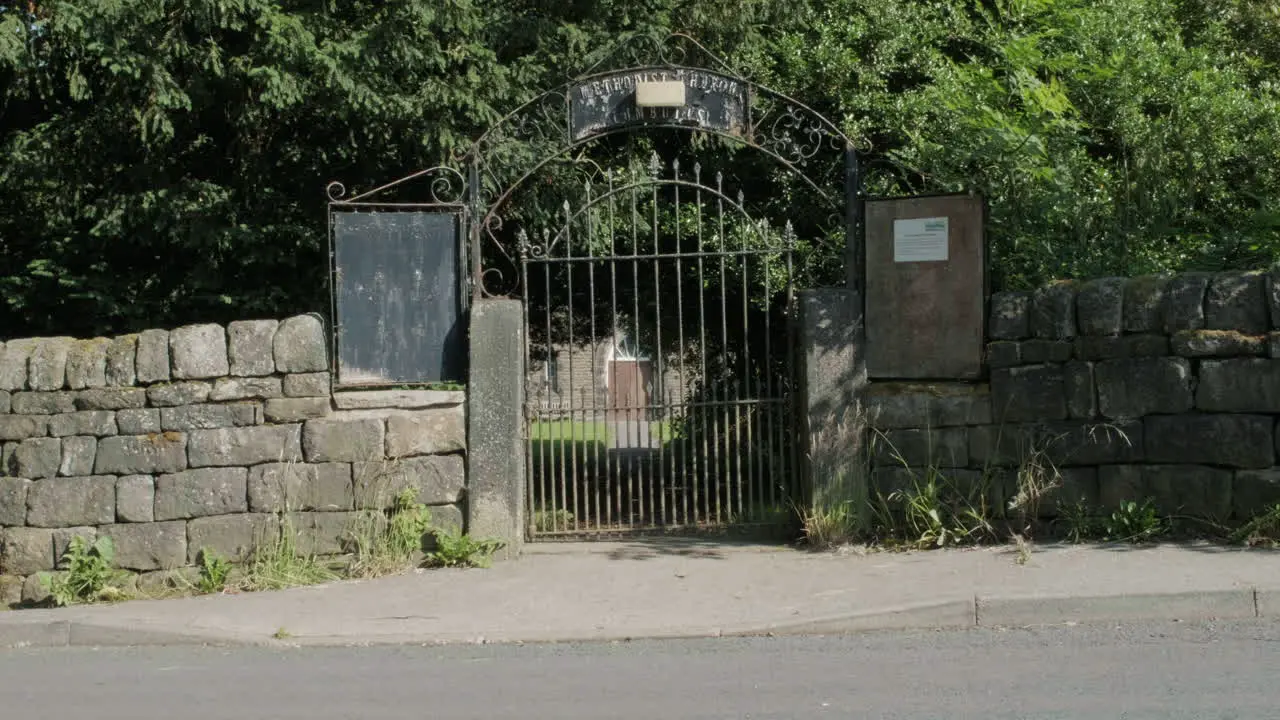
[[864, 193, 987, 379], [331, 211, 465, 386]]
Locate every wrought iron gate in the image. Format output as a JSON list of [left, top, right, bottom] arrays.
[[522, 155, 797, 537]]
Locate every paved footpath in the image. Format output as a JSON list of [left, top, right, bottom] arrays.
[[0, 539, 1277, 648]]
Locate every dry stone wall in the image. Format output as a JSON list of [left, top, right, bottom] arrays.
[[865, 268, 1280, 523], [0, 315, 466, 607]]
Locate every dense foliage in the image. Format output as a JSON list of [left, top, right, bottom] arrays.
[[0, 0, 1276, 337]]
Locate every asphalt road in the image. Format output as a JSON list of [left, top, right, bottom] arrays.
[[1, 620, 1277, 719]]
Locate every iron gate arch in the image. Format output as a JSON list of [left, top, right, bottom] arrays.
[[327, 33, 861, 538]]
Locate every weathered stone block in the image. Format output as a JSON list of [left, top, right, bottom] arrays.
[[105, 334, 138, 387], [332, 390, 464, 410], [1123, 275, 1170, 333], [48, 411, 117, 437], [1145, 414, 1273, 469], [987, 342, 1020, 368], [74, 387, 146, 410], [1033, 467, 1099, 518], [1098, 465, 1145, 510], [303, 418, 385, 463], [187, 425, 302, 467], [58, 436, 96, 477], [0, 416, 46, 441], [1234, 470, 1280, 520], [991, 365, 1066, 422], [871, 428, 967, 468], [1073, 336, 1124, 361], [94, 433, 187, 475], [135, 329, 171, 384], [283, 372, 330, 398], [209, 376, 282, 402], [26, 476, 116, 527], [425, 503, 464, 538], [385, 407, 466, 458], [160, 403, 259, 431], [170, 324, 229, 380], [1064, 362, 1096, 419], [21, 571, 55, 604], [116, 475, 154, 523], [65, 338, 109, 390], [1142, 465, 1233, 520], [1164, 272, 1211, 332], [1075, 277, 1125, 336], [1031, 282, 1078, 339], [353, 454, 465, 508], [248, 462, 353, 513], [264, 397, 330, 423], [1196, 359, 1280, 412], [146, 381, 212, 407], [154, 467, 248, 520], [0, 339, 36, 391], [1126, 334, 1171, 357], [989, 292, 1031, 340], [228, 320, 279, 377], [11, 391, 76, 415], [0, 477, 29, 526], [115, 408, 160, 435], [274, 315, 327, 373], [101, 522, 187, 571], [288, 511, 360, 556], [52, 526, 96, 569], [1206, 271, 1268, 334], [0, 390, 8, 413], [187, 514, 278, 564], [863, 384, 992, 429], [28, 337, 73, 391], [135, 567, 201, 597], [1020, 340, 1073, 364], [1171, 330, 1265, 357], [6, 438, 61, 479], [0, 574, 20, 607], [970, 421, 1142, 467], [1094, 357, 1193, 419], [1, 527, 54, 574]]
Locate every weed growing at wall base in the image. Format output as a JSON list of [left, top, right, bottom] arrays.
[[425, 530, 505, 568], [240, 515, 338, 592], [41, 536, 130, 607], [197, 549, 232, 594]]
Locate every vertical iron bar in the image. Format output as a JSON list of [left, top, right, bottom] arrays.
[[629, 167, 642, 526], [564, 201, 579, 533], [762, 228, 777, 515], [773, 221, 793, 507], [519, 231, 533, 537], [608, 175, 621, 529], [694, 165, 709, 525], [653, 161, 667, 526], [542, 232, 564, 533], [738, 220, 751, 524], [586, 181, 602, 534], [713, 174, 729, 524], [673, 162, 688, 526]]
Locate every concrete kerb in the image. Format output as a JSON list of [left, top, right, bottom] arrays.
[[0, 588, 1270, 649]]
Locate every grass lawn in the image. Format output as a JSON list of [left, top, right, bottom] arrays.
[[529, 419, 675, 445], [530, 420, 611, 444]]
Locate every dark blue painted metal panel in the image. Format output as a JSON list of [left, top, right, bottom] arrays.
[[332, 211, 465, 385]]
